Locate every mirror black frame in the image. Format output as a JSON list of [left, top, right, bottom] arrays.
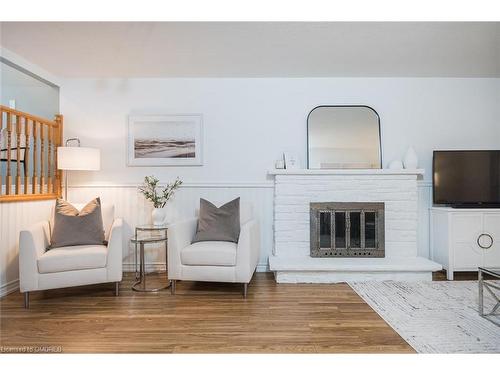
[[306, 105, 382, 169]]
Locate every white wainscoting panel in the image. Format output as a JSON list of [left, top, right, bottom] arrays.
[[0, 199, 55, 297], [68, 183, 274, 272]]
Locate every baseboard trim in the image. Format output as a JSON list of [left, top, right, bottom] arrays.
[[0, 279, 19, 298], [0, 263, 270, 299], [123, 262, 270, 273], [256, 263, 270, 272]]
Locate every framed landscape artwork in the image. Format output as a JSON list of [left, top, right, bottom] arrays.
[[128, 114, 203, 166]]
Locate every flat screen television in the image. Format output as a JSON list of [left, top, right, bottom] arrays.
[[433, 150, 500, 208]]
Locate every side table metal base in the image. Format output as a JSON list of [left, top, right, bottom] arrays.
[[478, 268, 500, 327], [132, 272, 171, 292], [131, 229, 170, 293]]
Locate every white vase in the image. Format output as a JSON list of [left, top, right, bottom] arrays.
[[388, 160, 403, 169], [403, 146, 418, 169], [151, 208, 167, 226], [164, 206, 173, 225]]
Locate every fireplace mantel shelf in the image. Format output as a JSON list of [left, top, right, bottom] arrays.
[[268, 168, 425, 176]]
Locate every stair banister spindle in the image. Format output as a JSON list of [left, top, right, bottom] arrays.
[[32, 121, 38, 194], [15, 115, 22, 194], [6, 112, 12, 195], [0, 110, 3, 195], [47, 123, 53, 194], [39, 123, 45, 194], [54, 115, 63, 197], [24, 117, 30, 194]]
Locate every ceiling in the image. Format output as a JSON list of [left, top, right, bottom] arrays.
[[1, 22, 499, 78]]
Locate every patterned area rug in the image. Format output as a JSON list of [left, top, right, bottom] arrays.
[[349, 281, 500, 353]]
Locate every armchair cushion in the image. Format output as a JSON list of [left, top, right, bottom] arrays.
[[38, 245, 107, 274], [181, 241, 237, 266], [50, 198, 105, 249], [50, 202, 115, 241], [192, 197, 240, 243]]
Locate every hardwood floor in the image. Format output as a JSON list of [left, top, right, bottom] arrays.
[[0, 272, 414, 353], [433, 270, 479, 281]]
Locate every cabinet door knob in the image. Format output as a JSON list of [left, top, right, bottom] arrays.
[[477, 233, 494, 249]]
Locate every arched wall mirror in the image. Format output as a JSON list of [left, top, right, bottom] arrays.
[[307, 106, 382, 169]]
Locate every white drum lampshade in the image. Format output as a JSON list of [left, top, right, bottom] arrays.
[[57, 144, 101, 199], [57, 146, 100, 171]]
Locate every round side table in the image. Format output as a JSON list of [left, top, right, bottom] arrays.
[[131, 224, 170, 292]]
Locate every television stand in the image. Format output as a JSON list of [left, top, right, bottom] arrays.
[[430, 207, 500, 280], [451, 203, 500, 209]]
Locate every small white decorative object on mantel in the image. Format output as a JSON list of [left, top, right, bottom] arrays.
[[284, 152, 300, 170], [275, 158, 285, 169], [388, 160, 404, 169], [403, 146, 418, 169]]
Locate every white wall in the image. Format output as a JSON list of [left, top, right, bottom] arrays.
[[0, 61, 60, 120], [59, 77, 499, 270], [61, 78, 500, 185], [0, 199, 55, 296]]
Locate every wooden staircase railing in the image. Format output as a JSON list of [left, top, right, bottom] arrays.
[[0, 105, 63, 202]]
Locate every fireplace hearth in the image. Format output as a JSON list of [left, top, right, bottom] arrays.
[[310, 202, 385, 258]]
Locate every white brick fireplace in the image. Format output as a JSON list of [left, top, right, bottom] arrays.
[[268, 169, 441, 282]]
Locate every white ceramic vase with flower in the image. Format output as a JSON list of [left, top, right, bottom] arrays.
[[139, 175, 183, 225]]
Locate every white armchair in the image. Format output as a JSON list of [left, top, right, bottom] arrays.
[[19, 203, 123, 308], [167, 202, 260, 297]]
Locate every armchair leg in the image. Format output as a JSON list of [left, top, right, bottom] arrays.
[[243, 283, 248, 298], [171, 280, 176, 295], [114, 282, 120, 296], [24, 292, 29, 309]]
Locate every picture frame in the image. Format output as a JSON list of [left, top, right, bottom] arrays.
[[128, 114, 203, 166]]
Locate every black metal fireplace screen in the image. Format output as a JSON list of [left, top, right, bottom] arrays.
[[310, 202, 385, 258]]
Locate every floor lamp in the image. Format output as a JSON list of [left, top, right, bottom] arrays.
[[57, 138, 100, 200]]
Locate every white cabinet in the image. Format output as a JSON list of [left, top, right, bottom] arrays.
[[483, 213, 500, 266], [430, 207, 500, 280], [451, 214, 483, 270]]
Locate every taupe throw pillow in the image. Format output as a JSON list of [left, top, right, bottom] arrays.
[[49, 197, 106, 249], [192, 198, 240, 243]]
